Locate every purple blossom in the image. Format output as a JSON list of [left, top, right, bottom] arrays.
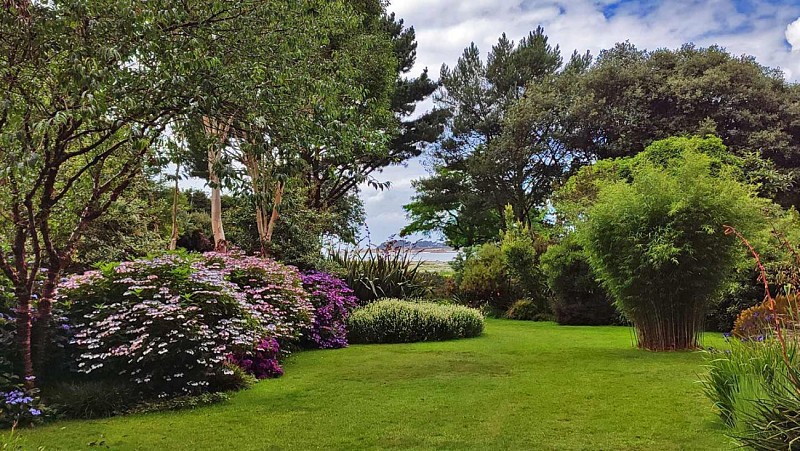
[[300, 271, 359, 349]]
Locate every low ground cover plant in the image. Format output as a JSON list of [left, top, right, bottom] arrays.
[[347, 299, 484, 344]]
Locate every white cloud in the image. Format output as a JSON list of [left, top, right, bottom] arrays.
[[788, 17, 800, 51], [359, 0, 800, 242]]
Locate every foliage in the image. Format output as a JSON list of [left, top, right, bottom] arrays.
[[733, 295, 798, 339], [201, 251, 314, 345], [44, 380, 136, 420], [59, 254, 263, 396], [540, 235, 620, 326], [573, 43, 798, 202], [579, 138, 767, 349], [457, 243, 520, 311], [504, 299, 551, 321], [330, 248, 425, 304], [404, 27, 586, 245], [702, 338, 800, 448], [226, 338, 284, 380], [0, 385, 48, 429], [300, 271, 359, 349], [499, 206, 550, 313], [347, 299, 484, 344], [0, 312, 16, 392], [126, 392, 230, 416]]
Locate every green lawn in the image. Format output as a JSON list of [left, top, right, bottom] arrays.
[[13, 320, 730, 450]]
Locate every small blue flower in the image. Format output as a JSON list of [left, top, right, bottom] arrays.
[[29, 408, 41, 416]]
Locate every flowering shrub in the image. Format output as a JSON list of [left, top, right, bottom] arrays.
[[227, 337, 283, 379], [60, 254, 263, 396], [347, 299, 484, 344], [200, 252, 314, 345], [0, 385, 47, 428], [300, 271, 358, 349], [732, 294, 797, 339]]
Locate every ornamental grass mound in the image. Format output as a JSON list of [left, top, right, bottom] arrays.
[[347, 299, 484, 344]]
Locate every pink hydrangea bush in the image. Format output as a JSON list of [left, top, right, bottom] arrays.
[[200, 251, 314, 346], [60, 254, 263, 396]]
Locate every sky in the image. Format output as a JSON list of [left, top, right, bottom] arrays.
[[359, 0, 800, 244]]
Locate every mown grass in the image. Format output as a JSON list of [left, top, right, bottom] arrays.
[[12, 320, 730, 450]]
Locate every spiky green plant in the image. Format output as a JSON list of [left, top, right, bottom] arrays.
[[330, 247, 425, 304]]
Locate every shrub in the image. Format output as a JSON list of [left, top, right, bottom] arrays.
[[201, 251, 314, 345], [44, 380, 136, 420], [457, 244, 520, 311], [347, 299, 484, 344], [540, 235, 621, 326], [300, 271, 359, 349], [207, 363, 258, 392], [732, 294, 798, 339], [330, 247, 425, 304], [0, 386, 47, 428], [504, 299, 551, 321], [60, 254, 263, 396], [579, 138, 766, 349], [500, 206, 550, 312], [226, 338, 283, 380]]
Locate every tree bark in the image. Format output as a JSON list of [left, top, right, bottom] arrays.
[[203, 117, 231, 252], [32, 270, 58, 375], [169, 161, 180, 250], [15, 286, 34, 388], [265, 180, 284, 244]]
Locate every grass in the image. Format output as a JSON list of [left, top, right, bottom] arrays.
[[12, 320, 730, 450]]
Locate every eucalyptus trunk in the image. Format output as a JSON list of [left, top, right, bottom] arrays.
[[169, 162, 180, 251], [203, 117, 231, 252]]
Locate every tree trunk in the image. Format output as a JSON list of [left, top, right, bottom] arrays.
[[169, 162, 180, 251], [33, 270, 59, 375], [15, 286, 34, 388], [255, 203, 270, 257], [203, 117, 231, 253], [265, 180, 285, 244]]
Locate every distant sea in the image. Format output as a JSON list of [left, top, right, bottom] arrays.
[[411, 251, 458, 262]]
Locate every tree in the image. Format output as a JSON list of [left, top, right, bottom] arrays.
[[0, 0, 291, 383], [570, 43, 799, 203], [404, 28, 587, 245], [578, 137, 767, 350]]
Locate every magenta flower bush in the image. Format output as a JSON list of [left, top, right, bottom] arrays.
[[300, 271, 359, 349], [60, 254, 263, 396], [227, 337, 284, 379]]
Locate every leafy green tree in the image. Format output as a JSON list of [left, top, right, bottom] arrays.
[[570, 43, 799, 203], [404, 27, 588, 244], [578, 137, 767, 350], [0, 0, 255, 381]]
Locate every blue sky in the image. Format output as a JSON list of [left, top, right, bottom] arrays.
[[358, 0, 800, 243]]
